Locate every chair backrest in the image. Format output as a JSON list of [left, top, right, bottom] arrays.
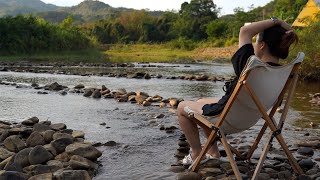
[[220, 52, 304, 134]]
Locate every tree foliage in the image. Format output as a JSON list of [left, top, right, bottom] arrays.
[[0, 15, 92, 55]]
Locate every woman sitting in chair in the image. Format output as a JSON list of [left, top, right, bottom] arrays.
[[177, 18, 299, 165]]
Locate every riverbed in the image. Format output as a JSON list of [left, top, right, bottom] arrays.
[[0, 62, 319, 179]]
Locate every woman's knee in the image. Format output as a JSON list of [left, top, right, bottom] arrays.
[[177, 101, 192, 116]]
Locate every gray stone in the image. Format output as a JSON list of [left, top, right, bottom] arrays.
[[0, 147, 14, 161], [0, 130, 9, 142], [4, 155, 23, 172], [104, 141, 116, 146], [53, 169, 91, 180], [50, 123, 67, 131], [169, 166, 185, 173], [69, 155, 98, 170], [14, 148, 33, 168], [74, 84, 85, 89], [297, 174, 312, 180], [297, 147, 314, 156], [278, 170, 292, 179], [23, 164, 60, 176], [26, 131, 46, 147], [65, 143, 102, 161], [46, 160, 64, 168], [257, 173, 270, 180], [50, 138, 74, 154], [29, 145, 53, 165], [176, 172, 201, 180], [299, 159, 315, 170], [83, 89, 93, 97], [3, 135, 26, 152], [0, 170, 28, 180], [21, 117, 39, 126], [28, 173, 53, 180], [54, 152, 70, 162], [33, 124, 52, 132], [92, 89, 101, 98], [0, 156, 13, 170], [199, 167, 223, 177], [53, 132, 73, 141], [41, 130, 55, 143]]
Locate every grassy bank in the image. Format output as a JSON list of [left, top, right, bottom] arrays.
[[104, 44, 237, 63], [0, 49, 105, 64]]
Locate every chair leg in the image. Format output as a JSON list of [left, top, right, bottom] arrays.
[[275, 134, 304, 174], [251, 131, 273, 180], [190, 130, 218, 172], [220, 130, 242, 180]]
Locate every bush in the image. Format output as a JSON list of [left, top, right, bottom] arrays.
[[289, 16, 320, 81], [167, 37, 196, 50]]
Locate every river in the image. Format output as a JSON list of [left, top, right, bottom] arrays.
[[0, 62, 319, 179]]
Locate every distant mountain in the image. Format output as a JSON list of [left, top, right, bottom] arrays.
[[0, 0, 58, 16], [0, 0, 164, 22]]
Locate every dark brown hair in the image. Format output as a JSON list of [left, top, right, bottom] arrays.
[[258, 25, 299, 59]]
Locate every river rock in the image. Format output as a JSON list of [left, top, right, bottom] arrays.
[[83, 89, 93, 97], [4, 155, 23, 172], [297, 147, 314, 156], [21, 117, 39, 126], [104, 141, 116, 146], [0, 147, 14, 161], [74, 84, 85, 89], [53, 169, 91, 180], [46, 160, 64, 168], [0, 170, 29, 180], [28, 173, 53, 180], [101, 85, 107, 91], [176, 172, 201, 180], [26, 131, 46, 147], [199, 167, 223, 177], [72, 131, 85, 138], [169, 166, 185, 173], [3, 135, 26, 152], [33, 123, 52, 132], [299, 159, 315, 170], [14, 148, 33, 168], [23, 164, 60, 176], [111, 88, 127, 95], [69, 155, 97, 170], [65, 143, 102, 161], [50, 138, 74, 154], [50, 123, 67, 131], [92, 90, 101, 98], [54, 152, 70, 162], [41, 130, 55, 143], [28, 145, 53, 165], [53, 132, 73, 141], [46, 82, 66, 91]]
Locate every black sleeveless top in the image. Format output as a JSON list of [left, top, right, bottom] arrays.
[[202, 44, 280, 116]]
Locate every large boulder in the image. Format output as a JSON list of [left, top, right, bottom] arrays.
[[14, 148, 33, 168], [26, 131, 46, 147], [21, 117, 39, 126], [3, 135, 26, 152], [69, 155, 98, 170], [28, 146, 53, 165], [50, 138, 74, 154], [0, 147, 14, 161], [65, 143, 102, 161], [0, 170, 28, 180]]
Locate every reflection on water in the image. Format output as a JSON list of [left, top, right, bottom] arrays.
[[292, 82, 320, 128]]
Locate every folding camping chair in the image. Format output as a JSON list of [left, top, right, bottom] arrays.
[[184, 52, 305, 179]]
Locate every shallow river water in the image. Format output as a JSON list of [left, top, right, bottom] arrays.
[[0, 62, 319, 179]]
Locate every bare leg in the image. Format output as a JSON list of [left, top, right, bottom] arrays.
[[177, 98, 221, 160]]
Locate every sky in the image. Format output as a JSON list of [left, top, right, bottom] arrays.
[[41, 0, 273, 15]]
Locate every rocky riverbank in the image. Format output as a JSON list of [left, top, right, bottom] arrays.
[[0, 117, 102, 180], [0, 62, 234, 82]]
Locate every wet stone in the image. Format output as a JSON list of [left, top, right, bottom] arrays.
[[29, 145, 53, 165], [65, 143, 102, 161], [299, 159, 315, 170], [3, 135, 26, 152], [53, 169, 91, 180], [21, 117, 39, 126], [14, 148, 33, 168], [28, 173, 53, 180], [297, 174, 312, 180], [297, 147, 314, 156], [33, 123, 52, 132], [0, 147, 14, 161], [278, 170, 292, 179], [176, 172, 201, 180], [169, 166, 185, 173], [199, 168, 223, 177], [104, 141, 117, 146], [50, 123, 67, 131], [0, 170, 28, 180], [178, 141, 189, 147], [26, 131, 46, 147]]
